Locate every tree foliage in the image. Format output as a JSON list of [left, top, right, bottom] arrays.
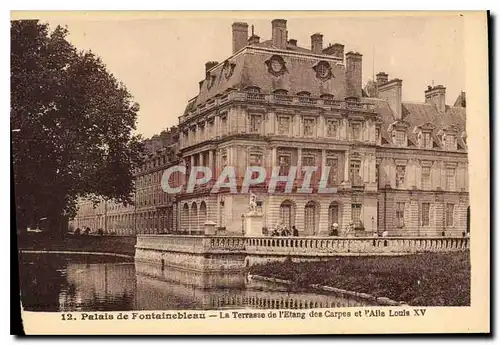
[[11, 20, 144, 233]]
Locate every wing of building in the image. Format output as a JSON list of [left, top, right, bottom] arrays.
[[70, 19, 468, 238]]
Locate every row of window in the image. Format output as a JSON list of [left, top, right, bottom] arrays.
[[395, 165, 456, 191], [394, 129, 460, 151], [134, 153, 176, 174], [395, 202, 455, 228]]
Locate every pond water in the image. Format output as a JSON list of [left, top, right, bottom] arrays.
[[19, 253, 372, 312]]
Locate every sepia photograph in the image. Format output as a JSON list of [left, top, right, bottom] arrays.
[[11, 11, 489, 335]]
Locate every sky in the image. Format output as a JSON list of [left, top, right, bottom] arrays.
[[38, 12, 465, 138]]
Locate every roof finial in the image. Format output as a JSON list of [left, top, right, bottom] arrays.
[[432, 80, 435, 86]]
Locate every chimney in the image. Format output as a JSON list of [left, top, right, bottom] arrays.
[[248, 24, 260, 45], [288, 39, 297, 46], [376, 71, 389, 85], [425, 85, 446, 113], [378, 78, 403, 120], [205, 61, 218, 78], [345, 51, 363, 99], [248, 34, 260, 45], [311, 33, 323, 54], [232, 22, 248, 54], [323, 43, 344, 62], [271, 19, 287, 49]]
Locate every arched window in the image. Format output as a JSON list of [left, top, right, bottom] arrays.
[[297, 91, 311, 97], [279, 200, 296, 230], [304, 201, 319, 236], [182, 203, 189, 233], [190, 202, 198, 234], [199, 201, 208, 226], [328, 202, 340, 228]]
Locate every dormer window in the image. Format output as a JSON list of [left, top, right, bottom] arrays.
[[297, 91, 311, 97], [273, 89, 288, 96], [444, 134, 457, 151], [245, 86, 261, 93], [320, 93, 334, 100], [394, 130, 406, 146], [422, 132, 432, 149]]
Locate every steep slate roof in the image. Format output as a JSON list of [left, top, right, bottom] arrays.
[[189, 46, 346, 110], [364, 96, 467, 150], [253, 39, 313, 53]]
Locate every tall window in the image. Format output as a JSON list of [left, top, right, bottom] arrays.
[[199, 124, 205, 142], [280, 201, 294, 229], [250, 114, 263, 134], [375, 128, 380, 143], [249, 153, 263, 180], [375, 163, 380, 186], [351, 204, 362, 228], [422, 132, 432, 149], [396, 165, 406, 188], [220, 115, 228, 136], [421, 166, 431, 190], [303, 118, 315, 137], [278, 154, 291, 176], [446, 204, 455, 227], [304, 201, 317, 235], [302, 155, 316, 183], [351, 123, 361, 141], [277, 116, 290, 135], [396, 202, 405, 228], [394, 130, 406, 146], [350, 160, 361, 185], [328, 203, 339, 227], [326, 157, 338, 186], [221, 152, 228, 168], [446, 167, 456, 191], [421, 203, 430, 226], [326, 120, 338, 138]]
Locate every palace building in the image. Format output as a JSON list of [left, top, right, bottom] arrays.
[[175, 19, 468, 237], [70, 19, 468, 237], [69, 127, 181, 236]]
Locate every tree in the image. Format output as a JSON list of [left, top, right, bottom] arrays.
[[11, 20, 145, 235]]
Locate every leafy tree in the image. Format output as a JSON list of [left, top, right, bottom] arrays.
[[11, 20, 144, 235]]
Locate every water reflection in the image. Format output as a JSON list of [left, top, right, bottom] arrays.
[[19, 253, 371, 312]]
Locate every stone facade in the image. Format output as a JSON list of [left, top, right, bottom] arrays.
[[70, 19, 469, 238], [69, 128, 181, 235]]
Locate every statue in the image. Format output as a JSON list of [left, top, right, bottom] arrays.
[[249, 192, 257, 213]]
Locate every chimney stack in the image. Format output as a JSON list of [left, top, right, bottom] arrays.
[[378, 78, 403, 119], [323, 43, 345, 62], [271, 19, 287, 49], [376, 71, 389, 85], [311, 33, 323, 54], [232, 22, 248, 54], [205, 61, 218, 78], [425, 85, 446, 113], [248, 34, 260, 45], [345, 51, 363, 99]]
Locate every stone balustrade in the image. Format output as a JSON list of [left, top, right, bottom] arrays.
[[137, 234, 469, 257], [245, 236, 469, 256], [180, 91, 376, 122]]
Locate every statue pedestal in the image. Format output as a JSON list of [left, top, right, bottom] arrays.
[[244, 212, 264, 237]]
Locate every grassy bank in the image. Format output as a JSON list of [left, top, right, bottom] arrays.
[[250, 252, 470, 306], [17, 233, 137, 256]]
